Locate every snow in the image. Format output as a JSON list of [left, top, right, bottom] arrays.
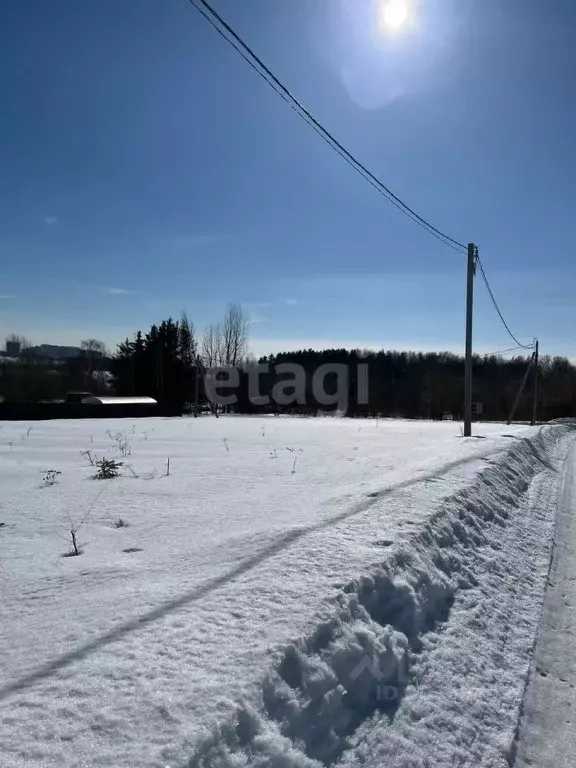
[[0, 416, 574, 768], [514, 434, 576, 767]]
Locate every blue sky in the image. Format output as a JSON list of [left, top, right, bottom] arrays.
[[1, 0, 575, 358]]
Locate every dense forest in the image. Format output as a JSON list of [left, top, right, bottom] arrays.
[[246, 349, 576, 422]]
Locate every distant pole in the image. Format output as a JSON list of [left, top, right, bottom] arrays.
[[531, 339, 539, 426], [508, 352, 535, 425], [464, 243, 477, 437], [194, 354, 200, 417]]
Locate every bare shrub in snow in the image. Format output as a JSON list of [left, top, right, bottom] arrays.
[[39, 469, 61, 487], [80, 449, 96, 466], [118, 439, 131, 457], [60, 489, 105, 557], [124, 463, 158, 480], [113, 518, 129, 528], [106, 430, 132, 456], [62, 527, 83, 557]]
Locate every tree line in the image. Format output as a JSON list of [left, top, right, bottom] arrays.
[[2, 310, 575, 422], [111, 318, 576, 420], [240, 348, 575, 422]]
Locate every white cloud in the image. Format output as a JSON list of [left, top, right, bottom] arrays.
[[0, 295, 16, 300], [107, 287, 133, 295], [284, 298, 298, 306], [44, 216, 58, 225]]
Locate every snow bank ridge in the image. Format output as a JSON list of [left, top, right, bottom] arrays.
[[189, 425, 574, 768]]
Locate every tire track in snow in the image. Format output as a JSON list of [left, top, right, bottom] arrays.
[[0, 440, 523, 702], [185, 424, 576, 768], [513, 434, 576, 767]]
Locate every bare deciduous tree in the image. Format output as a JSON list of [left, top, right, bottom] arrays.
[[80, 339, 107, 385], [201, 323, 224, 368], [200, 304, 250, 416], [81, 338, 107, 363], [220, 303, 250, 367], [201, 304, 250, 368], [5, 333, 31, 353]]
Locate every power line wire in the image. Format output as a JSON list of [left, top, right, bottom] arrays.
[[187, 0, 467, 253], [189, 0, 537, 347], [476, 256, 534, 349], [483, 344, 534, 357]]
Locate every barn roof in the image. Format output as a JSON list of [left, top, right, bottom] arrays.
[[80, 396, 157, 406]]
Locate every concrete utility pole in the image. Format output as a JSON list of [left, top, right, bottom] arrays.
[[464, 243, 477, 437], [508, 352, 535, 425], [531, 339, 539, 426], [194, 354, 201, 417]]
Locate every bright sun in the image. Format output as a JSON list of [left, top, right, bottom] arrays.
[[381, 0, 410, 32]]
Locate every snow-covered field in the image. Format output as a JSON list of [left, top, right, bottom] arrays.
[[1, 416, 575, 768]]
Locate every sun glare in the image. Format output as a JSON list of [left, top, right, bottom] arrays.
[[381, 0, 410, 32]]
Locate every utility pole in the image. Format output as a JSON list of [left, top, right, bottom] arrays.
[[194, 354, 200, 417], [508, 352, 535, 425], [464, 243, 477, 437], [531, 339, 539, 426]]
